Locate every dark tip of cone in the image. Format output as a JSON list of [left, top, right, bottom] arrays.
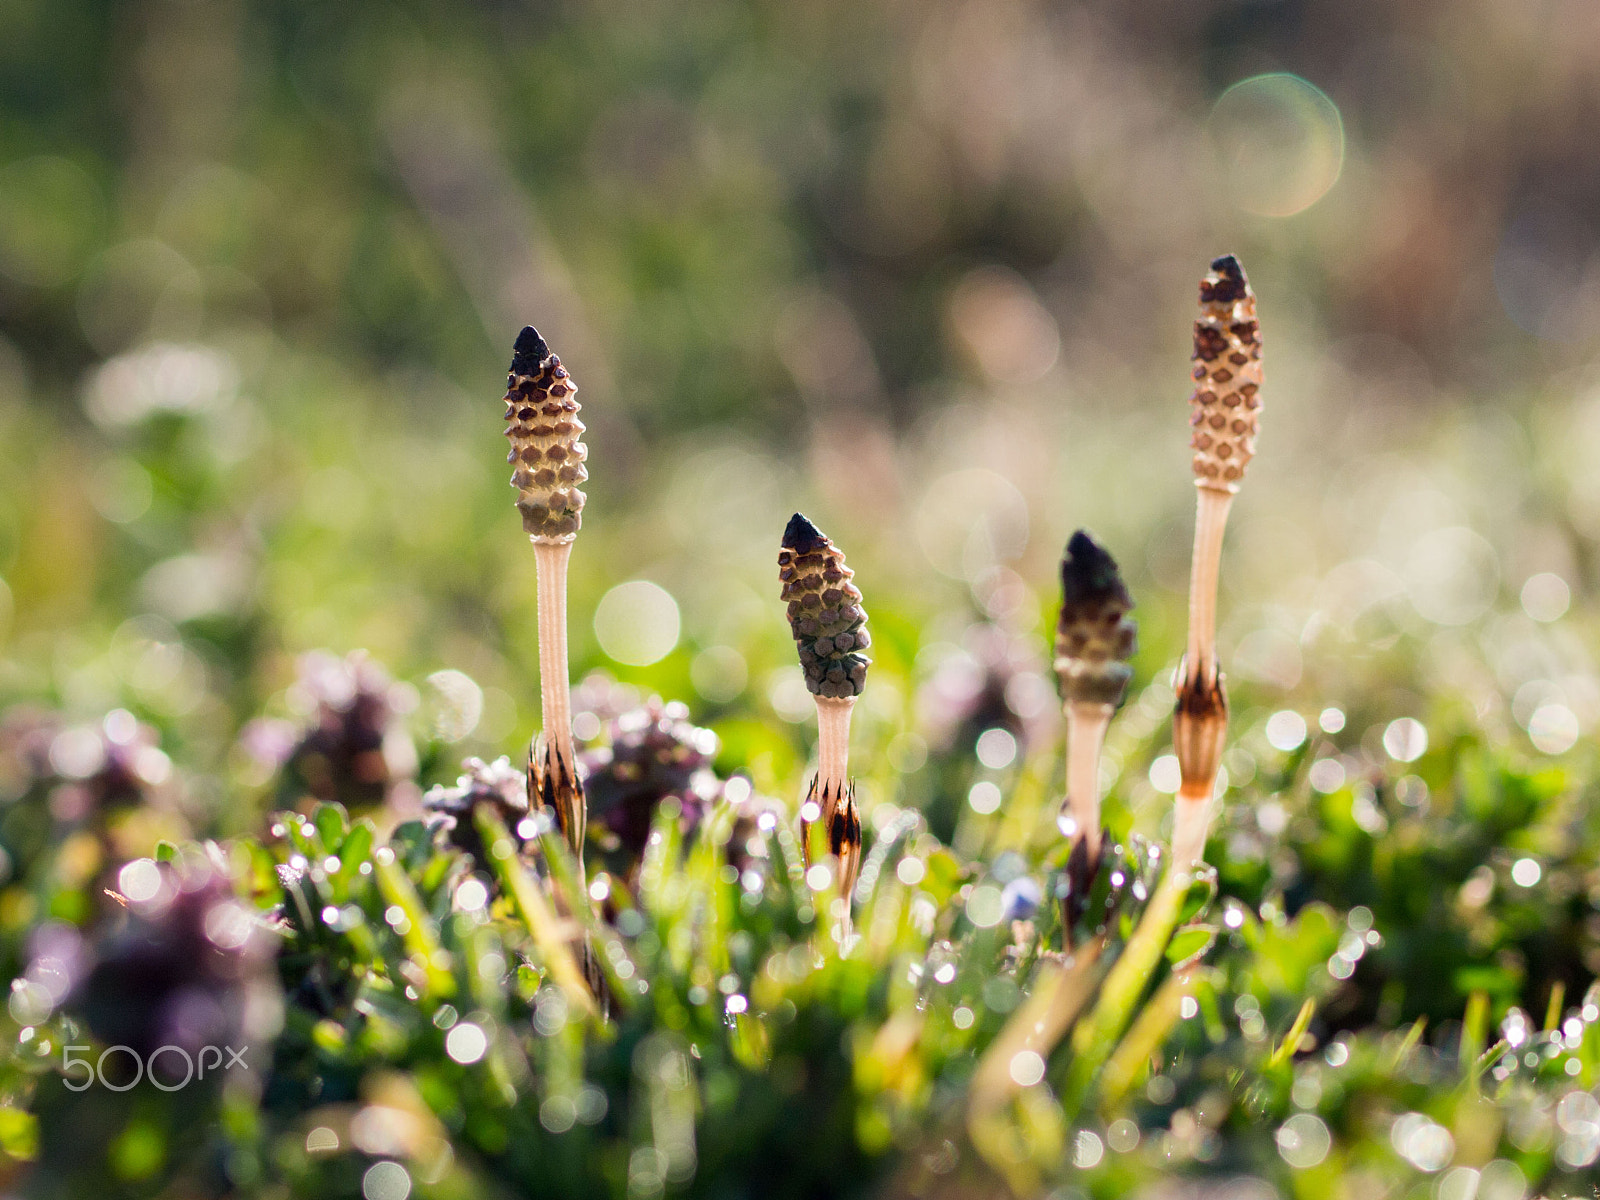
[[1202, 255, 1250, 303], [1066, 529, 1105, 563], [509, 326, 550, 375], [783, 512, 828, 553], [1061, 529, 1130, 607]]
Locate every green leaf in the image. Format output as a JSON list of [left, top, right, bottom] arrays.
[[339, 821, 375, 874], [390, 820, 435, 872], [373, 852, 455, 1000], [473, 806, 596, 1020], [1165, 924, 1218, 968], [0, 1107, 37, 1161], [1177, 866, 1218, 924], [313, 802, 349, 851], [1267, 998, 1317, 1070]]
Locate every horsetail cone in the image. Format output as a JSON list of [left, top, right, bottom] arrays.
[[1189, 255, 1261, 494], [505, 326, 588, 542], [780, 513, 871, 699], [1055, 531, 1136, 872], [780, 513, 867, 915], [1171, 255, 1261, 864], [503, 325, 587, 858], [1054, 531, 1137, 708]]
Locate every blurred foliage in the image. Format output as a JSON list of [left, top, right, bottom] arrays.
[[8, 685, 1600, 1198], [5, 0, 1600, 1196]]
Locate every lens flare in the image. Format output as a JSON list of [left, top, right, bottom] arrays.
[[1207, 74, 1345, 217]]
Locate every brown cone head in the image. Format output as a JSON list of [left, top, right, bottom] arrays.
[[505, 326, 588, 541], [1189, 255, 1261, 492], [779, 514, 870, 699], [1054, 530, 1137, 706]]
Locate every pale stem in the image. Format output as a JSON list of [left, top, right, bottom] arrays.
[[1185, 486, 1235, 679], [533, 539, 576, 774], [1170, 784, 1213, 869], [1065, 701, 1113, 857], [814, 695, 856, 790]]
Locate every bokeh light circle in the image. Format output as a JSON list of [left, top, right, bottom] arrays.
[[593, 581, 681, 666], [1149, 755, 1181, 794], [445, 1021, 488, 1064], [968, 781, 1002, 815], [915, 467, 1030, 579], [690, 645, 747, 702], [1008, 1050, 1045, 1087], [362, 1162, 411, 1200], [975, 727, 1017, 769], [1521, 572, 1570, 622], [1207, 74, 1345, 217], [947, 266, 1060, 384], [966, 884, 1004, 928], [1529, 704, 1579, 755], [1265, 710, 1308, 752], [1277, 1113, 1332, 1169], [1405, 527, 1499, 626], [427, 669, 483, 742], [1383, 718, 1428, 763], [118, 858, 163, 904]]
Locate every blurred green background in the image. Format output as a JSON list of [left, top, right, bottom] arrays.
[[14, 4, 1600, 1196], [1, 0, 1598, 862]]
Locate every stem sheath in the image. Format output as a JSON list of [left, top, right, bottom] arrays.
[[809, 694, 860, 941]]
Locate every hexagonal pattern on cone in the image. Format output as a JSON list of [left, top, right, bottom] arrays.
[[1189, 255, 1262, 492], [1053, 530, 1137, 707], [779, 513, 870, 699], [504, 326, 588, 541]]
